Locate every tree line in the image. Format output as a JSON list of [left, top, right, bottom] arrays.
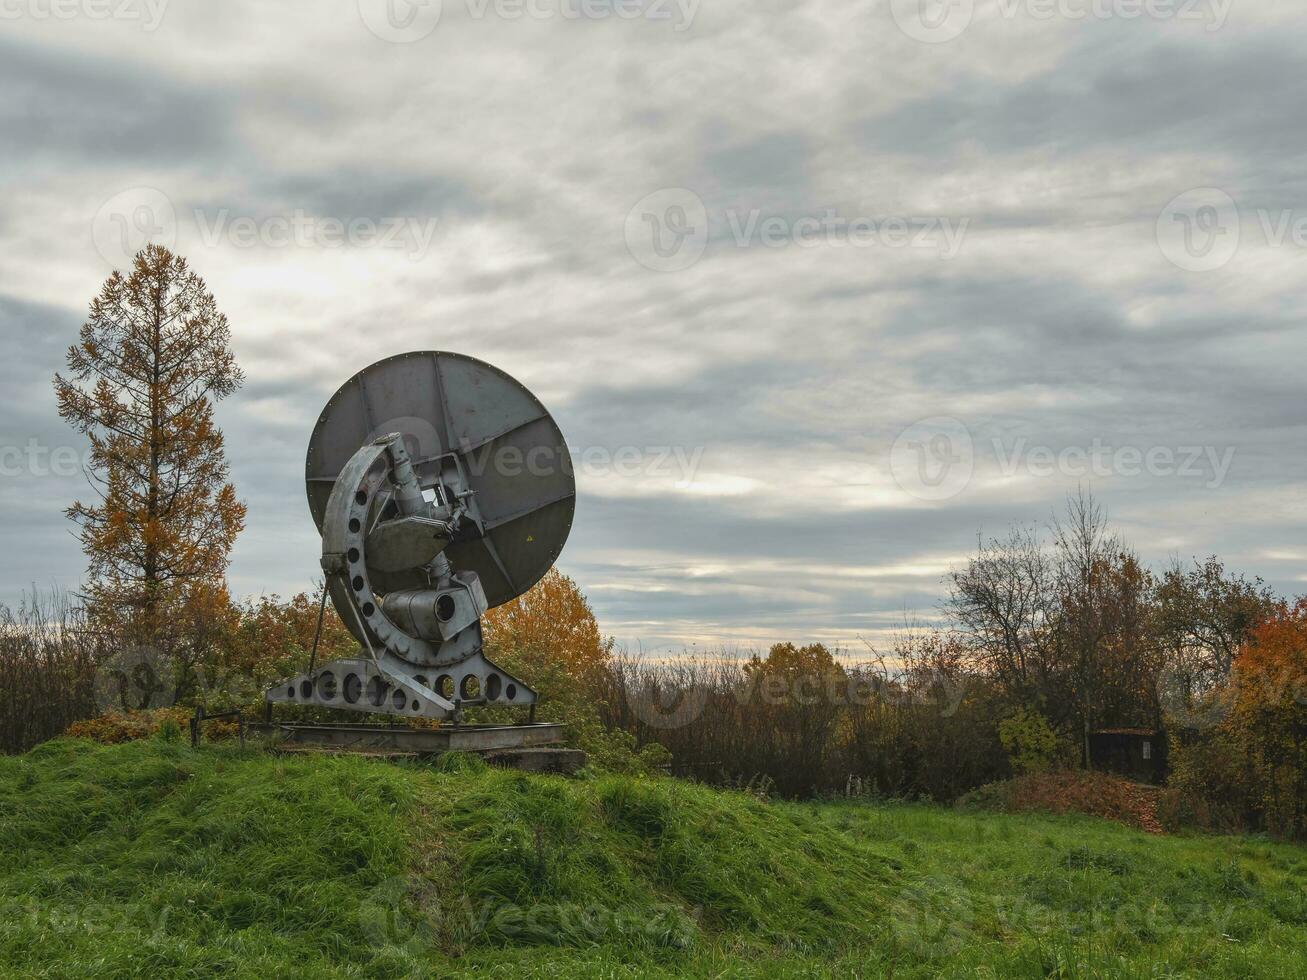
[[3, 246, 1302, 838], [599, 490, 1303, 836]]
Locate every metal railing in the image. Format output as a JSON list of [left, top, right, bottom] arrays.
[[190, 705, 245, 749]]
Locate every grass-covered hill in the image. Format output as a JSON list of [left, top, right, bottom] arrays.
[[1, 739, 1304, 978]]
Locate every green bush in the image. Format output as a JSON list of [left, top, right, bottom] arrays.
[[998, 708, 1059, 774], [1166, 730, 1259, 834]]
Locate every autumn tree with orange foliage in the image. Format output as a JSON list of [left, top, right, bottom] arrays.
[[53, 245, 245, 651], [221, 592, 355, 681], [1228, 599, 1307, 837], [480, 569, 672, 773], [746, 641, 845, 683], [1167, 596, 1305, 838], [483, 567, 614, 686]]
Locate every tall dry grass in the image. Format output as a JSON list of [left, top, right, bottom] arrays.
[[0, 590, 107, 753], [595, 652, 1010, 801]]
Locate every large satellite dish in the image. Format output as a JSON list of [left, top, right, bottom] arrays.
[[305, 351, 575, 608], [265, 351, 576, 723]]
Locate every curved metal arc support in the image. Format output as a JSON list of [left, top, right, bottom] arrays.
[[283, 431, 538, 722], [284, 352, 565, 724], [322, 435, 436, 664]]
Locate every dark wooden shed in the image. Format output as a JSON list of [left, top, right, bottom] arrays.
[[1088, 728, 1168, 783]]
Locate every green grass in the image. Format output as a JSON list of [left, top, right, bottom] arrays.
[[1, 739, 1304, 978]]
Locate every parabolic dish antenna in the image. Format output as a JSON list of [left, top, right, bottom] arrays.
[[265, 350, 576, 723], [305, 351, 575, 609]]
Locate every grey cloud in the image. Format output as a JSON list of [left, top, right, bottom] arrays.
[[235, 169, 482, 224], [2, 8, 1304, 652], [0, 296, 95, 603], [0, 38, 234, 168], [861, 35, 1307, 163], [700, 130, 812, 193]]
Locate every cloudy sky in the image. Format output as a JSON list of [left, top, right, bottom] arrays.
[[1, 0, 1303, 656]]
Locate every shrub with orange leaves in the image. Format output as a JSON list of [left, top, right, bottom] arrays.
[[65, 707, 238, 744], [220, 591, 356, 682], [959, 769, 1168, 834], [1227, 597, 1307, 838], [483, 567, 614, 686], [1167, 597, 1306, 839]]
